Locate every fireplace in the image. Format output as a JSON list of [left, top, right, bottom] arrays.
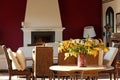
[[22, 0, 65, 46], [21, 27, 65, 46], [31, 31, 55, 45]]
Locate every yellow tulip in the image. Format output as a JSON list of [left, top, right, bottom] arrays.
[[59, 46, 66, 52], [90, 49, 98, 57], [64, 53, 69, 60], [73, 52, 77, 57], [94, 47, 100, 51], [104, 47, 109, 53], [100, 42, 104, 46], [63, 41, 68, 46], [94, 41, 99, 46], [58, 47, 62, 52], [84, 42, 91, 47], [99, 39, 104, 46]]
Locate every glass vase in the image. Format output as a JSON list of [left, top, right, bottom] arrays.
[[77, 54, 86, 67]]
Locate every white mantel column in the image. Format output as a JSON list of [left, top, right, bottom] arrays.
[[23, 30, 31, 46], [55, 30, 63, 42]]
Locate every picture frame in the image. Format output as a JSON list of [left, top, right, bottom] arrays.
[[116, 13, 120, 33]]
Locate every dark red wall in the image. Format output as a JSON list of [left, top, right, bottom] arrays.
[[0, 0, 102, 51], [0, 0, 27, 51], [59, 0, 102, 40]]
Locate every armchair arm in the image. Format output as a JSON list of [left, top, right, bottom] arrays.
[[25, 57, 33, 61], [25, 57, 34, 74], [25, 57, 34, 67]]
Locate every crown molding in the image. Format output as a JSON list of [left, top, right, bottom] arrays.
[[102, 0, 114, 3]]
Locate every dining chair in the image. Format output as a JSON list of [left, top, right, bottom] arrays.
[[99, 47, 119, 80], [114, 44, 120, 80], [2, 45, 33, 80], [57, 51, 77, 80], [33, 46, 53, 80], [58, 51, 100, 80]]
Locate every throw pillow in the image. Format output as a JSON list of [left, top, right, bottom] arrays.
[[7, 48, 22, 70], [16, 49, 26, 71]]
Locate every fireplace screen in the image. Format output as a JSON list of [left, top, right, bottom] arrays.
[[31, 31, 55, 45]]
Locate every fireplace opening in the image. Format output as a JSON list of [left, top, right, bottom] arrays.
[[30, 31, 55, 46]]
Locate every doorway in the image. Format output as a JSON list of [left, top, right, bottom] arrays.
[[105, 7, 114, 46]]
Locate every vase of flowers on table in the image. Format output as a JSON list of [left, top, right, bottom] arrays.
[[56, 35, 109, 67]]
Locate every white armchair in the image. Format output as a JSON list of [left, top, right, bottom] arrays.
[[99, 47, 119, 80]]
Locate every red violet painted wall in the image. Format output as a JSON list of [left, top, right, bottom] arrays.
[[59, 0, 102, 40], [0, 0, 27, 51], [0, 0, 102, 51]]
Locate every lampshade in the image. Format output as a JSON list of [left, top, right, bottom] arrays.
[[83, 26, 96, 38]]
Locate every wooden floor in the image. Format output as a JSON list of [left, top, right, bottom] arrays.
[[0, 76, 118, 80], [0, 72, 119, 80], [0, 77, 117, 80]]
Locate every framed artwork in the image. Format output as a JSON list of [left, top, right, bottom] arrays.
[[116, 13, 120, 33]]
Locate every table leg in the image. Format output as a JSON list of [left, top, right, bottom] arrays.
[[54, 71, 84, 80], [52, 71, 56, 80], [80, 71, 84, 80], [71, 71, 84, 80]]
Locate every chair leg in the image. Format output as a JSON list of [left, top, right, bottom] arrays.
[[109, 73, 112, 80], [116, 68, 119, 80], [85, 77, 90, 80], [9, 74, 11, 80], [57, 76, 60, 80], [116, 73, 118, 80], [32, 75, 34, 80], [92, 76, 98, 80], [34, 77, 37, 80], [114, 73, 116, 80], [49, 76, 52, 80], [9, 76, 11, 80], [26, 76, 31, 80]]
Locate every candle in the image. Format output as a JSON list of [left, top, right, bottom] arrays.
[[21, 21, 24, 27]]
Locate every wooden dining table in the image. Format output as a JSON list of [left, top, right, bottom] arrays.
[[49, 65, 114, 80]]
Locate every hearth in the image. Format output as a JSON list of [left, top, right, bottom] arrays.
[[31, 31, 55, 45]]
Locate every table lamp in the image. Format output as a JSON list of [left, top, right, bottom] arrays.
[[83, 26, 96, 38]]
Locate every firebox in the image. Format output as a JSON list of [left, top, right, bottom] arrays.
[[31, 31, 55, 45]]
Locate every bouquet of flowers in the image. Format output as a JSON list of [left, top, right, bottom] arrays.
[[56, 35, 109, 60]]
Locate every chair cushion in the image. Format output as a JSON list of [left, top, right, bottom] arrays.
[[7, 48, 22, 70], [16, 49, 26, 71], [103, 47, 118, 66]]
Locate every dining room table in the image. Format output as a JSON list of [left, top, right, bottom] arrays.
[[49, 65, 114, 80]]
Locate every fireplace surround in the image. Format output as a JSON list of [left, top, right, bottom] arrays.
[[21, 27, 65, 46]]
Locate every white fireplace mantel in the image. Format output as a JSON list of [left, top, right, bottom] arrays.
[[21, 27, 65, 46], [21, 27, 65, 31]]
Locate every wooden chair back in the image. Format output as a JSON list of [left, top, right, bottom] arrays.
[[2, 45, 12, 74], [58, 52, 77, 65], [58, 52, 99, 79], [58, 51, 77, 78], [34, 46, 53, 79]]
